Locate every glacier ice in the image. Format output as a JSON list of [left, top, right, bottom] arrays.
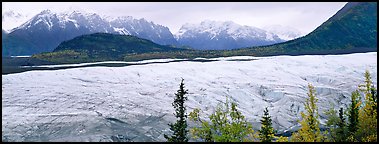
[[2, 52, 377, 141]]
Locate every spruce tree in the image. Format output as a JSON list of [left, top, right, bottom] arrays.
[[370, 87, 377, 114], [336, 108, 347, 142], [164, 78, 189, 142], [259, 107, 275, 142], [337, 108, 345, 129], [347, 90, 360, 141], [324, 106, 339, 142]]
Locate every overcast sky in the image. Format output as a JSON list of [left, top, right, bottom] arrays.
[[2, 2, 347, 34]]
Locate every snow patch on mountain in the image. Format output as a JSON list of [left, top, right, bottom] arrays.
[[17, 10, 57, 30], [113, 27, 130, 35], [175, 20, 284, 50], [263, 25, 304, 41], [176, 20, 278, 41]]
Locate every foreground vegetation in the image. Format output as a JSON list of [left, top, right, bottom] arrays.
[[164, 70, 377, 142]]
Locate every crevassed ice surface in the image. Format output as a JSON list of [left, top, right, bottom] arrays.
[[2, 52, 377, 142]]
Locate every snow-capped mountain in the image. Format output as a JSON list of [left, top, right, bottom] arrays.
[[9, 10, 101, 53], [109, 16, 177, 45], [263, 25, 303, 41], [4, 9, 302, 55], [175, 20, 285, 50], [4, 9, 177, 56], [2, 10, 32, 33]]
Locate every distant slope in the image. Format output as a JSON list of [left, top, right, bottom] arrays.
[[32, 33, 187, 63], [2, 30, 39, 56], [2, 29, 6, 43], [2, 29, 6, 36], [242, 2, 377, 56]]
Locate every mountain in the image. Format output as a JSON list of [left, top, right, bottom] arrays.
[[2, 28, 40, 56], [121, 2, 377, 62], [2, 29, 6, 37], [175, 20, 285, 50], [32, 33, 187, 63], [3, 10, 177, 56], [263, 25, 303, 41], [3, 9, 304, 56], [2, 29, 6, 50], [109, 16, 177, 45], [5, 10, 98, 55], [5, 2, 375, 58], [243, 2, 377, 56]]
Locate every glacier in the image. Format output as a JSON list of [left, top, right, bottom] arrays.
[[2, 52, 377, 142]]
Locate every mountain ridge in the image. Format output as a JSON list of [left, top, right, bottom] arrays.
[[2, 10, 178, 56], [118, 2, 377, 61], [2, 9, 301, 56]]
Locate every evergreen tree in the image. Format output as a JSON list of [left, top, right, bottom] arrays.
[[337, 108, 345, 129], [164, 78, 189, 142], [324, 106, 350, 142], [347, 90, 360, 141], [324, 106, 338, 142], [370, 87, 377, 114], [258, 107, 275, 142], [291, 83, 325, 142], [335, 108, 347, 142], [324, 105, 345, 142]]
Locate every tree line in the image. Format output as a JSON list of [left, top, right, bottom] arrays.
[[164, 70, 377, 142]]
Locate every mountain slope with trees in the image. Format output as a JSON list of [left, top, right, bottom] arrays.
[[32, 33, 188, 63], [244, 2, 377, 56]]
